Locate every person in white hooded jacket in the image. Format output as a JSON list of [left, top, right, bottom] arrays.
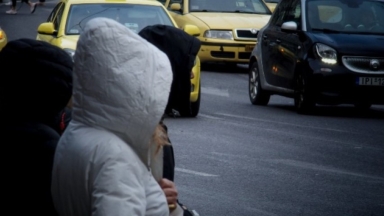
[[51, 17, 184, 216]]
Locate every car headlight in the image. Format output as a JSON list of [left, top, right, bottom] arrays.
[[203, 30, 233, 40], [315, 43, 337, 64], [63, 48, 75, 62]]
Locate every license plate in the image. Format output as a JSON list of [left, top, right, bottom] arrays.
[[245, 45, 254, 52], [357, 77, 384, 86]]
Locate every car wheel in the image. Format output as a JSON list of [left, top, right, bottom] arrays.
[[249, 62, 270, 105], [294, 73, 315, 114], [189, 84, 201, 117], [354, 102, 372, 111]]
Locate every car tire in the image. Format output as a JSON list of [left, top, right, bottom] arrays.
[[189, 83, 201, 117], [249, 62, 270, 105], [294, 73, 315, 114]]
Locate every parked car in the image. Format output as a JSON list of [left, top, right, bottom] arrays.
[[263, 0, 279, 12], [0, 26, 7, 51], [249, 0, 384, 114], [36, 0, 202, 117], [161, 0, 272, 65]]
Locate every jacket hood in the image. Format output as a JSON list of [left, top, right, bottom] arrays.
[[72, 18, 173, 165], [139, 25, 201, 115], [0, 39, 73, 122]]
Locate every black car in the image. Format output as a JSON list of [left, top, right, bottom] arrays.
[[249, 0, 384, 114]]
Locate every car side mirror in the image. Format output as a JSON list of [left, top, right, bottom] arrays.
[[37, 22, 57, 36], [184, 24, 200, 37], [281, 21, 298, 31], [170, 3, 182, 11]]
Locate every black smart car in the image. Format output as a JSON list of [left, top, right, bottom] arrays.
[[249, 0, 384, 113]]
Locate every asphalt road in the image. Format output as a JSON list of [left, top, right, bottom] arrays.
[[1, 1, 384, 216]]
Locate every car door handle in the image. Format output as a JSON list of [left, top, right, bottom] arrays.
[[276, 39, 281, 43]]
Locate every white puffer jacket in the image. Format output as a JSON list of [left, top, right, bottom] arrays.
[[51, 17, 175, 216]]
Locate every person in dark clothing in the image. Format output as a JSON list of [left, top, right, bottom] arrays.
[[139, 24, 201, 117], [139, 25, 201, 216], [54, 106, 73, 135], [36, 0, 45, 6], [5, 0, 37, 14], [1, 39, 73, 215]]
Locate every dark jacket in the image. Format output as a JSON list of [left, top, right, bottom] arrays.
[[139, 25, 201, 116], [1, 39, 73, 215], [54, 107, 73, 135]]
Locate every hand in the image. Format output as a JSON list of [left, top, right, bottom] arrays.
[[159, 178, 178, 207]]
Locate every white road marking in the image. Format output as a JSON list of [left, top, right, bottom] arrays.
[[175, 167, 219, 177], [201, 87, 229, 97], [211, 151, 244, 158], [217, 112, 352, 133], [198, 113, 223, 120]]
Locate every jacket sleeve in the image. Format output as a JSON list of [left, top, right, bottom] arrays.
[[91, 145, 147, 216]]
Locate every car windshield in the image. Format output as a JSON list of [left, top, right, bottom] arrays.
[[306, 0, 384, 34], [189, 0, 271, 14], [264, 0, 280, 3], [66, 4, 174, 35]]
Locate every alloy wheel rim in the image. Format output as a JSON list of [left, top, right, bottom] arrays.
[[250, 67, 258, 99]]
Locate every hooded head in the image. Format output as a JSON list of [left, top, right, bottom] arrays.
[[72, 18, 173, 165], [139, 25, 201, 116], [0, 39, 73, 123]]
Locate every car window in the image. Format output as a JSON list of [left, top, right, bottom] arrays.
[[54, 3, 65, 30], [281, 0, 301, 28], [189, 0, 271, 14], [65, 4, 174, 35], [269, 0, 300, 27], [306, 0, 384, 34], [47, 2, 63, 22]]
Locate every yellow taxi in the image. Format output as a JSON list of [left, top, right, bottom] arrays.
[[0, 26, 7, 51], [263, 0, 279, 12], [36, 0, 202, 117], [161, 0, 272, 64]]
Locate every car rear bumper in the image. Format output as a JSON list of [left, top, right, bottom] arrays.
[[308, 60, 384, 105], [198, 41, 256, 63]]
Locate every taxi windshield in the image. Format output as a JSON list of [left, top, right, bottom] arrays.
[[66, 4, 174, 35], [189, 0, 271, 14], [307, 0, 384, 34]]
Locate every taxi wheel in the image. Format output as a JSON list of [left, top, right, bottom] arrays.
[[190, 84, 201, 117], [294, 73, 315, 114], [249, 62, 270, 105]]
